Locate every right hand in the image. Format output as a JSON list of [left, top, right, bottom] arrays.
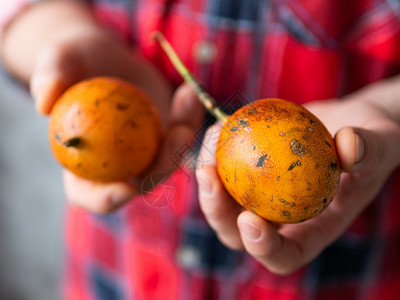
[[196, 78, 400, 275], [31, 26, 204, 213]]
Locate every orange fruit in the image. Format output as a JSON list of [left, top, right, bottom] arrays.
[[48, 77, 161, 182], [216, 98, 340, 223]]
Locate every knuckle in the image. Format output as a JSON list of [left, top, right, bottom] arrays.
[[216, 233, 244, 251], [199, 200, 225, 222], [90, 198, 117, 214], [268, 265, 297, 276], [67, 194, 116, 214], [360, 119, 400, 171]]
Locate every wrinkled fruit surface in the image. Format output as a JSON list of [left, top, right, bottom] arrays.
[[216, 98, 341, 223], [49, 77, 161, 182]]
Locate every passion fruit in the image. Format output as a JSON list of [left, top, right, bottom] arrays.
[[216, 98, 340, 223], [48, 76, 161, 182]]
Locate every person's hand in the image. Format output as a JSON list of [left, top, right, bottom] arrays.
[[196, 78, 400, 275], [30, 26, 204, 213]]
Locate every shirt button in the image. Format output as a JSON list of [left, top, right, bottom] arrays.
[[193, 40, 217, 64], [176, 245, 202, 269]]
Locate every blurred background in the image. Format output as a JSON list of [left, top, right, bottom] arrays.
[[0, 66, 64, 300]]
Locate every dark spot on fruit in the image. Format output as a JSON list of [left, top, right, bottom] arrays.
[[55, 134, 62, 142], [230, 126, 239, 132], [248, 108, 258, 115], [63, 137, 81, 148], [325, 140, 332, 148], [257, 154, 268, 167], [94, 100, 100, 106], [117, 103, 129, 110], [330, 162, 338, 172], [323, 198, 328, 203], [290, 139, 307, 157], [283, 210, 290, 216], [288, 163, 296, 171], [310, 119, 315, 125], [277, 176, 280, 181], [297, 160, 301, 166], [130, 121, 136, 128], [102, 162, 108, 168], [267, 125, 270, 128], [271, 195, 273, 202], [280, 132, 286, 137], [238, 119, 249, 127], [77, 163, 82, 168]]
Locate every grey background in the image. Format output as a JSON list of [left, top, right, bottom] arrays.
[[0, 67, 64, 300]]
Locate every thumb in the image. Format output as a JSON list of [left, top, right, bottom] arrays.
[[168, 82, 205, 129], [335, 122, 400, 173], [138, 83, 205, 183], [30, 44, 86, 115]]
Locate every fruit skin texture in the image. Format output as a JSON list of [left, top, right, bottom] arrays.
[[48, 77, 161, 182], [216, 98, 341, 224]]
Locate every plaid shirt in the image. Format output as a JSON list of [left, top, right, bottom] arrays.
[[3, 1, 400, 299]]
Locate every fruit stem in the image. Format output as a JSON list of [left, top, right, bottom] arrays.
[[152, 31, 228, 124], [63, 137, 81, 148]]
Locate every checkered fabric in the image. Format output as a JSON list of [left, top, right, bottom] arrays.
[[3, 1, 400, 299]]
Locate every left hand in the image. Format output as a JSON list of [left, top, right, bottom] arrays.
[[30, 26, 204, 213], [196, 77, 400, 275]]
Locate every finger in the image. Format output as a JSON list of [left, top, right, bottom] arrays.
[[30, 43, 86, 115], [196, 125, 244, 250], [63, 170, 136, 213], [237, 211, 301, 275], [168, 83, 205, 129], [136, 83, 205, 188], [335, 121, 400, 173], [237, 201, 351, 275]]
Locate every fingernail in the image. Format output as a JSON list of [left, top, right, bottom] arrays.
[[30, 74, 50, 102], [354, 132, 364, 164], [31, 75, 57, 115], [239, 221, 261, 241], [197, 174, 212, 195]]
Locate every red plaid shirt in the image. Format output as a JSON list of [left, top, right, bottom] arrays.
[[3, 1, 400, 299]]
